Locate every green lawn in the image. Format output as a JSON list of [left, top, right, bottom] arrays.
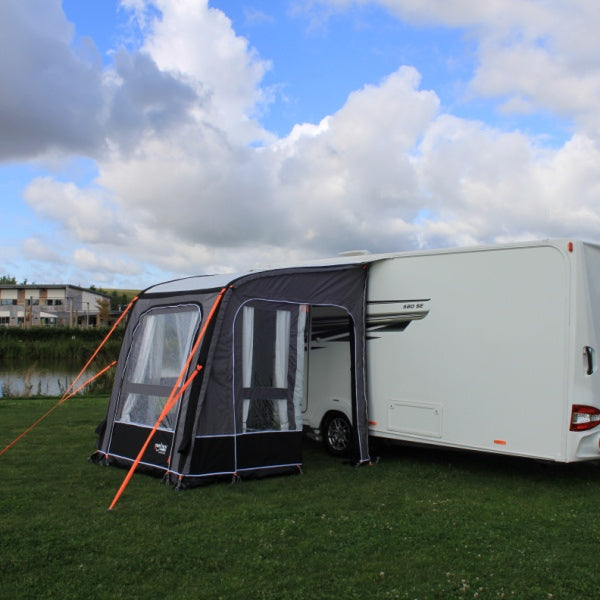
[[2, 396, 600, 599]]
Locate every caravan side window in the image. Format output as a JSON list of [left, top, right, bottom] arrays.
[[117, 305, 201, 430]]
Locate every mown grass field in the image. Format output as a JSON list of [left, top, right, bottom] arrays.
[[2, 396, 600, 599]]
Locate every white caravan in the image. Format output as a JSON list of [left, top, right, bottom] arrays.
[[302, 239, 600, 463]]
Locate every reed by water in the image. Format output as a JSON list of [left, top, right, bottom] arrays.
[[0, 326, 123, 363], [0, 327, 123, 397]]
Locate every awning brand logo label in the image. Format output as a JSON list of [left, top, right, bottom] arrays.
[[154, 442, 168, 455]]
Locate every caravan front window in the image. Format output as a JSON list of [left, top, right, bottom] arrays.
[[117, 304, 201, 430]]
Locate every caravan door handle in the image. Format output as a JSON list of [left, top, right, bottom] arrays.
[[584, 346, 595, 376]]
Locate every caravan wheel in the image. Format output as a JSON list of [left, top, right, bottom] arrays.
[[322, 412, 352, 457]]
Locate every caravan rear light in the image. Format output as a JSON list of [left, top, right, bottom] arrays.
[[570, 405, 600, 431]]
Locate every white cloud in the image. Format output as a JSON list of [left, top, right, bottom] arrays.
[[268, 67, 441, 252], [89, 66, 440, 263], [0, 0, 200, 163], [7, 0, 600, 289], [415, 117, 600, 245], [72, 247, 141, 276], [23, 177, 128, 244], [127, 0, 273, 145], [315, 0, 600, 134], [0, 0, 104, 160], [105, 49, 198, 154], [22, 236, 64, 264]]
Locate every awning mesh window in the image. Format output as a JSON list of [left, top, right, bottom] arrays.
[[240, 303, 306, 433], [117, 304, 201, 429]]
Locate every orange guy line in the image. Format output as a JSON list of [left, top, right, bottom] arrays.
[[0, 296, 138, 458], [0, 361, 117, 458]]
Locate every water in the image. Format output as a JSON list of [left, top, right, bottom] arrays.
[[0, 363, 107, 397]]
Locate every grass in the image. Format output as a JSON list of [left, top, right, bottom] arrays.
[[2, 397, 600, 599]]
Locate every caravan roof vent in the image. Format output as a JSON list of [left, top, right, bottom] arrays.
[[338, 250, 371, 257]]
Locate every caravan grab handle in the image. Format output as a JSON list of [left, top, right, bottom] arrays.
[[584, 346, 595, 376]]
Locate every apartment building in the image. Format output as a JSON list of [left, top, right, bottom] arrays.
[[0, 284, 110, 327]]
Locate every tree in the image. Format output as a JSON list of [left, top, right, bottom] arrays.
[[96, 298, 111, 326], [0, 275, 16, 284]]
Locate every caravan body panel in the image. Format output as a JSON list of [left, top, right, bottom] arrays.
[[367, 243, 570, 461]]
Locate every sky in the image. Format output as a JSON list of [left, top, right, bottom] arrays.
[[2, 0, 600, 290]]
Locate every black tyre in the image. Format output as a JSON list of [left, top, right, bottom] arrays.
[[322, 412, 352, 457]]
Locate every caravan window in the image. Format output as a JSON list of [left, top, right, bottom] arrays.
[[117, 304, 201, 430]]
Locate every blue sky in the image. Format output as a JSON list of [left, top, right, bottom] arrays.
[[1, 1, 599, 288], [211, 2, 472, 134]]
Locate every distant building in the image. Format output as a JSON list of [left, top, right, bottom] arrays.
[[0, 284, 110, 327]]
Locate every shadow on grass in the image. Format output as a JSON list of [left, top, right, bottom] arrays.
[[364, 435, 600, 487]]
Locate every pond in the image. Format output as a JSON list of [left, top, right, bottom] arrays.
[[0, 362, 111, 397]]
